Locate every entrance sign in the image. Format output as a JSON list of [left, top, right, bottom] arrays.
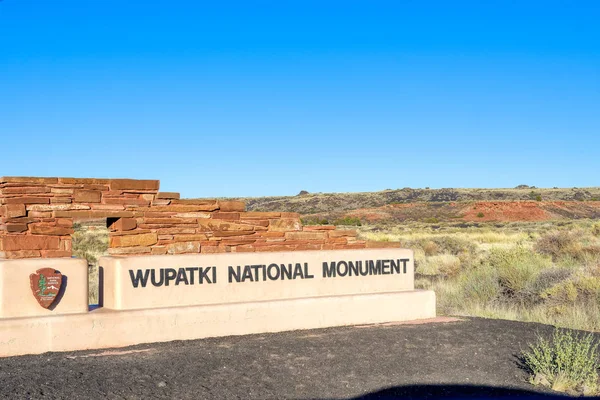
[[101, 249, 415, 310], [0, 248, 435, 357]]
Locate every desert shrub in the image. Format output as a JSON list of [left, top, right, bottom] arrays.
[[575, 275, 600, 298], [476, 212, 485, 218], [458, 264, 500, 304], [529, 191, 542, 201], [535, 230, 582, 261], [424, 217, 440, 223], [528, 268, 573, 297], [422, 241, 439, 256], [593, 223, 600, 237], [334, 216, 362, 226], [427, 236, 477, 256], [540, 281, 578, 306], [301, 217, 329, 225], [522, 329, 599, 395], [416, 254, 461, 277], [486, 246, 552, 299]]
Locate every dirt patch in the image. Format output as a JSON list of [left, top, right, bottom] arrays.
[[305, 201, 600, 224]]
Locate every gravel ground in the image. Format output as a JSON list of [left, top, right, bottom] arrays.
[[0, 317, 597, 399]]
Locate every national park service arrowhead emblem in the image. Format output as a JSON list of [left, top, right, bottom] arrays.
[[29, 268, 63, 309]]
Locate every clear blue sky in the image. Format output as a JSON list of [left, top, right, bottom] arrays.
[[1, 1, 598, 197]]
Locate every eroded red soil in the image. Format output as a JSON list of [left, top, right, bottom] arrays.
[[310, 201, 600, 223]]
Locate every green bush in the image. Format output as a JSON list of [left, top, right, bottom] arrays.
[[333, 216, 362, 226], [476, 212, 485, 218], [482, 246, 552, 303], [458, 264, 500, 304], [301, 217, 329, 225], [522, 329, 600, 395]]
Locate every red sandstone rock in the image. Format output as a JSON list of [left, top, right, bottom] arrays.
[[0, 235, 60, 251], [50, 188, 74, 194], [174, 212, 211, 219], [3, 197, 50, 205], [166, 241, 201, 254], [144, 218, 198, 225], [284, 231, 327, 240], [200, 246, 220, 253], [59, 239, 72, 252], [29, 225, 74, 236], [0, 186, 50, 195], [108, 246, 152, 255], [108, 218, 137, 231], [220, 238, 257, 246], [156, 192, 180, 200], [144, 205, 216, 212], [110, 232, 158, 248], [156, 228, 196, 235], [40, 250, 71, 258], [90, 204, 125, 211], [50, 197, 73, 204], [240, 212, 281, 219], [110, 179, 159, 191], [74, 190, 102, 203], [256, 231, 285, 238], [212, 231, 256, 237], [171, 234, 208, 242], [239, 219, 269, 227], [0, 250, 42, 259], [254, 245, 295, 252], [269, 218, 302, 232], [303, 225, 336, 231], [6, 224, 27, 233], [103, 198, 150, 206], [172, 199, 217, 205], [58, 178, 110, 185], [28, 211, 53, 218], [0, 177, 58, 184], [198, 220, 253, 231], [27, 204, 90, 212], [212, 212, 240, 220], [1, 204, 26, 218], [56, 219, 73, 227], [295, 244, 322, 250], [217, 201, 245, 212], [54, 210, 134, 218], [109, 229, 152, 237]]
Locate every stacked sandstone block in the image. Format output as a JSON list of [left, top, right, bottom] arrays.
[[0, 177, 399, 259]]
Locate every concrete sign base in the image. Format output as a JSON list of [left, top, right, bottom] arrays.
[[0, 290, 435, 357]]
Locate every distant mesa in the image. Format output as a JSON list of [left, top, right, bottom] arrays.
[[515, 184, 536, 189], [297, 190, 310, 196]]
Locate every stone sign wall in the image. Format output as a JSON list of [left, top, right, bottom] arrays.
[[0, 177, 398, 259]]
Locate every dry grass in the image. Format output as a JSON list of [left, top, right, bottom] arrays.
[[72, 220, 108, 305], [360, 220, 600, 332]]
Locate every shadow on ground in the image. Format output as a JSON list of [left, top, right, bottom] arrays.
[[348, 384, 593, 399]]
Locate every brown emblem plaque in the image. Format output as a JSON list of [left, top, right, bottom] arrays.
[[29, 268, 63, 309]]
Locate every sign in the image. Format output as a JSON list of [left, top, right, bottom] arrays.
[[29, 268, 63, 309], [101, 248, 415, 311]]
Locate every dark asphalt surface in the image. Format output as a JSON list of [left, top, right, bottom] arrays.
[[0, 317, 597, 399]]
